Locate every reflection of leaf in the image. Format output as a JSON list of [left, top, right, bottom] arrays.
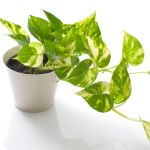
[[0, 18, 30, 45], [77, 81, 114, 112], [122, 32, 144, 66], [142, 120, 150, 141], [15, 42, 44, 67], [110, 62, 131, 104]]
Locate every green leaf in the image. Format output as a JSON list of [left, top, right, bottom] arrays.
[[43, 37, 78, 68], [0, 18, 30, 45], [74, 34, 88, 55], [8, 34, 30, 46], [28, 15, 52, 42], [66, 59, 98, 87], [98, 46, 111, 68], [122, 32, 144, 66], [43, 39, 56, 61], [48, 30, 86, 58], [87, 36, 111, 68], [75, 12, 111, 68], [110, 62, 131, 104], [142, 120, 150, 141], [62, 24, 75, 34], [77, 81, 114, 112], [15, 42, 44, 67], [55, 66, 72, 79], [56, 30, 76, 56], [75, 12, 99, 37], [71, 56, 79, 66], [43, 10, 62, 30]]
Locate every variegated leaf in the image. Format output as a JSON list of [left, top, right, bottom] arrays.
[[77, 81, 114, 112], [15, 42, 44, 67], [110, 62, 131, 104], [123, 32, 144, 66]]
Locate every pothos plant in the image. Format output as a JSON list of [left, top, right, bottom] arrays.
[[1, 11, 150, 141]]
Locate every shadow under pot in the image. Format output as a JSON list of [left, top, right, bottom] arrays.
[[3, 46, 58, 113]]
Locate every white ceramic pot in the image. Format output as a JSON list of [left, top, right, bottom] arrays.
[[3, 46, 58, 113]]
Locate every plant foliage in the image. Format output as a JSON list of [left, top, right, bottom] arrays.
[[0, 11, 150, 142]]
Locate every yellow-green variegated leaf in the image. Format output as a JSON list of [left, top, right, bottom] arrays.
[[8, 34, 30, 46], [15, 42, 44, 67], [110, 62, 131, 104], [123, 32, 144, 66], [74, 34, 88, 55], [65, 59, 98, 87], [43, 10, 62, 30], [77, 81, 114, 112], [87, 36, 111, 68], [28, 15, 52, 42], [0, 18, 30, 45], [142, 120, 150, 141], [97, 45, 111, 68], [75, 12, 110, 68], [55, 66, 72, 79]]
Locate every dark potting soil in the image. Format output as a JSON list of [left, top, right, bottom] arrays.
[[6, 54, 53, 74]]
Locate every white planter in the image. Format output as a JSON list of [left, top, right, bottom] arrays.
[[3, 46, 58, 113]]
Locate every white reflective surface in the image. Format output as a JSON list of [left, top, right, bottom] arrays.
[[1, 81, 149, 150]]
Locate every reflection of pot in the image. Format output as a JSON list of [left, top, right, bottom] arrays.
[[5, 107, 89, 150], [3, 46, 57, 113]]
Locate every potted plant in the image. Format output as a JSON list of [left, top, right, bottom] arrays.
[[1, 10, 150, 141]]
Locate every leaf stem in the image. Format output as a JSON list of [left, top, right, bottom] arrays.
[[99, 69, 113, 73], [112, 108, 141, 123], [106, 65, 118, 70], [98, 65, 117, 73]]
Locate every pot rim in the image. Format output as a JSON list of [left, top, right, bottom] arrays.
[[3, 46, 54, 76]]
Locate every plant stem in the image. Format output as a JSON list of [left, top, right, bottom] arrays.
[[42, 66, 54, 71], [129, 71, 149, 74], [99, 69, 149, 75], [99, 69, 113, 73], [114, 102, 126, 108], [112, 108, 141, 123], [106, 65, 118, 70]]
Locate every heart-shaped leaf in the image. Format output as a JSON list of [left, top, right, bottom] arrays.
[[122, 32, 144, 66], [15, 42, 44, 67], [28, 15, 52, 42], [77, 81, 114, 112], [110, 62, 131, 104], [64, 59, 98, 87], [75, 12, 111, 68]]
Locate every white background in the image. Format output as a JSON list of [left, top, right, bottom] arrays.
[[0, 0, 150, 149]]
